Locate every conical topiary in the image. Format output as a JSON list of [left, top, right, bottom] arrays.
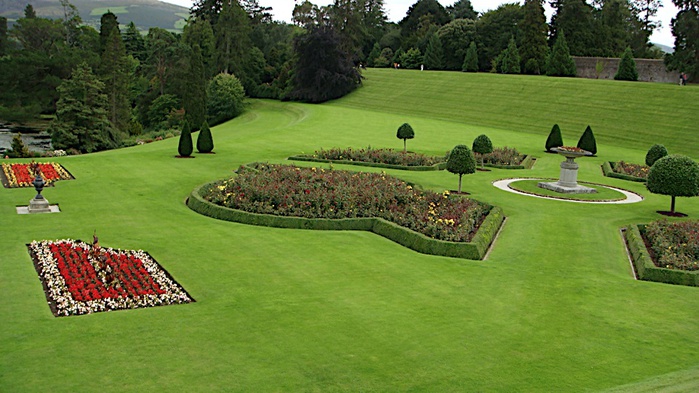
[[196, 121, 214, 153], [645, 144, 668, 167], [545, 124, 564, 152], [178, 120, 193, 157], [576, 125, 597, 155]]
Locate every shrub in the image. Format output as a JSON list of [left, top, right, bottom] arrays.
[[178, 120, 193, 157], [396, 123, 415, 152], [577, 125, 597, 155], [196, 121, 214, 153], [545, 124, 563, 152], [645, 144, 668, 167], [10, 133, 31, 158], [207, 73, 245, 126], [472, 134, 493, 168], [475, 147, 525, 166], [546, 31, 576, 77], [446, 145, 476, 193], [614, 47, 638, 81], [613, 161, 649, 179], [646, 154, 699, 214], [400, 47, 423, 69]]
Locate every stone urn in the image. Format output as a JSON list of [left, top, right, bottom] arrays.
[[538, 147, 597, 194], [28, 174, 51, 213]]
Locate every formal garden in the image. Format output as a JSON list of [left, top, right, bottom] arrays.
[[1, 69, 698, 391]]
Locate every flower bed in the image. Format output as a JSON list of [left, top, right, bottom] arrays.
[[1, 162, 74, 188], [289, 147, 445, 171], [27, 239, 194, 316], [203, 163, 491, 243], [474, 147, 528, 168], [601, 161, 648, 182], [644, 219, 699, 271]]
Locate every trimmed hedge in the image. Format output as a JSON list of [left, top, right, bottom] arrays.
[[187, 182, 505, 260], [602, 161, 647, 182], [482, 155, 535, 170], [623, 224, 699, 287], [287, 155, 447, 171]]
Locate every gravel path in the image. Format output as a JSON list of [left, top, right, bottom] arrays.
[[492, 178, 644, 204]]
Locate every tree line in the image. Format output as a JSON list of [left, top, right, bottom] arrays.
[[0, 0, 696, 153]]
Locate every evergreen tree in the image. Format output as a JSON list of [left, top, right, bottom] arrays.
[[123, 22, 146, 63], [50, 63, 115, 153], [615, 47, 639, 81], [475, 4, 523, 72], [183, 44, 207, 128], [499, 36, 521, 74], [462, 41, 479, 72], [207, 73, 245, 125], [24, 4, 36, 19], [447, 0, 477, 20], [99, 24, 131, 137], [178, 120, 193, 157], [99, 11, 119, 54], [396, 123, 415, 152], [546, 31, 576, 77], [145, 28, 178, 96], [646, 154, 699, 214], [0, 17, 7, 56], [472, 134, 493, 169], [549, 0, 597, 56], [519, 0, 548, 74], [645, 144, 668, 167], [577, 125, 597, 155], [446, 144, 476, 194], [215, 0, 252, 80], [183, 17, 216, 79], [196, 121, 214, 153], [599, 0, 634, 57], [400, 47, 423, 69], [437, 19, 476, 71], [367, 42, 381, 66], [423, 34, 444, 70], [665, 4, 699, 82], [10, 133, 31, 158], [545, 124, 564, 152]]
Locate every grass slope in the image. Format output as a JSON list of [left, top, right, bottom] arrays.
[[1, 70, 698, 392]]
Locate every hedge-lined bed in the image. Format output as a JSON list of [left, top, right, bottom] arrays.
[[602, 161, 647, 182], [481, 154, 535, 170], [623, 224, 699, 287], [288, 155, 447, 171]]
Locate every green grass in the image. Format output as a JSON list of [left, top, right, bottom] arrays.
[[1, 69, 699, 392], [508, 179, 629, 200], [90, 6, 128, 15]]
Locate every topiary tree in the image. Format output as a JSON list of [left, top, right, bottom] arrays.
[[396, 123, 414, 152], [10, 133, 31, 158], [545, 124, 564, 152], [646, 154, 699, 214], [196, 120, 214, 153], [472, 134, 493, 169], [446, 144, 476, 193], [178, 120, 193, 157], [645, 144, 668, 167], [614, 47, 638, 81], [576, 125, 597, 155]]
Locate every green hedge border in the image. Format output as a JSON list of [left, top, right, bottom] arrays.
[[288, 155, 534, 171], [482, 155, 535, 170], [602, 161, 647, 183], [187, 182, 505, 260], [623, 224, 698, 287]]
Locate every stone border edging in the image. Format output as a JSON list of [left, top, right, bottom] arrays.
[[493, 178, 644, 204]]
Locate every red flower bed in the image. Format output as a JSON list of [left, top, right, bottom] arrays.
[[27, 239, 194, 316], [1, 162, 74, 188]]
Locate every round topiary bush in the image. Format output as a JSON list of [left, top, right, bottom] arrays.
[[577, 125, 597, 155], [645, 144, 668, 167], [446, 144, 476, 193], [545, 124, 563, 152], [646, 154, 699, 214], [396, 123, 415, 153], [196, 121, 214, 153], [472, 134, 493, 169]]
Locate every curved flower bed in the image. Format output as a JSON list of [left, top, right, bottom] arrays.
[[1, 162, 74, 188], [203, 163, 491, 243], [27, 239, 194, 316], [289, 147, 445, 171]]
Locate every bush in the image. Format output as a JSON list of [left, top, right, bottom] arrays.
[[178, 120, 193, 157], [196, 121, 214, 153], [614, 47, 638, 81], [646, 154, 699, 213], [545, 124, 564, 152], [576, 125, 597, 155], [446, 145, 476, 193], [10, 133, 31, 158], [207, 73, 245, 126], [396, 123, 415, 152], [645, 144, 668, 167], [645, 220, 699, 271], [475, 147, 525, 167], [472, 134, 493, 168]]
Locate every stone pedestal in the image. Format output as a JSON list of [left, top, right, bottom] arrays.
[[28, 195, 51, 213], [538, 148, 597, 194], [557, 158, 579, 187]]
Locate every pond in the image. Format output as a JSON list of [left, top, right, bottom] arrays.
[[0, 127, 52, 155]]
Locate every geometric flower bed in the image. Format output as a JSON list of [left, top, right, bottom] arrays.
[[644, 219, 699, 271], [601, 161, 647, 182], [305, 147, 444, 166], [27, 239, 194, 317], [1, 162, 74, 188]]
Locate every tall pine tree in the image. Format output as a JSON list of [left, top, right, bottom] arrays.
[[99, 23, 131, 137], [519, 0, 548, 74]]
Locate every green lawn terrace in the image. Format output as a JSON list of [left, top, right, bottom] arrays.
[[1, 68, 698, 391]]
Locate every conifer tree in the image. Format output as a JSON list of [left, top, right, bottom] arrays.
[[614, 47, 638, 81], [462, 41, 478, 72], [546, 31, 576, 77], [577, 125, 597, 155], [519, 0, 548, 75], [183, 44, 207, 128], [197, 121, 214, 153], [499, 37, 521, 74], [423, 34, 444, 70], [99, 24, 131, 137], [178, 120, 193, 157], [10, 133, 31, 158]]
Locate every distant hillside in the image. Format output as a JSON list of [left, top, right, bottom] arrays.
[[0, 0, 190, 32]]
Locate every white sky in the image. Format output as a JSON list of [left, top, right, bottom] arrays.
[[160, 0, 678, 47]]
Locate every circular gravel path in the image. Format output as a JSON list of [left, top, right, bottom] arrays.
[[493, 178, 644, 204]]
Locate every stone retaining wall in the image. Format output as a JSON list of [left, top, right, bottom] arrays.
[[573, 56, 680, 83]]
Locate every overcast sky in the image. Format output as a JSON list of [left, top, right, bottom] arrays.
[[160, 0, 678, 47]]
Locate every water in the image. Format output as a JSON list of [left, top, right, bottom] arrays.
[[0, 128, 52, 155]]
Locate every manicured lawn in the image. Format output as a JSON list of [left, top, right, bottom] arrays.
[[1, 69, 698, 392]]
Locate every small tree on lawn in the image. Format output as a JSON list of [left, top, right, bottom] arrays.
[[178, 120, 193, 157], [545, 124, 564, 152], [577, 125, 597, 155], [10, 133, 31, 158], [472, 134, 493, 169], [396, 123, 414, 152], [446, 144, 476, 193], [196, 121, 214, 153], [645, 144, 668, 167], [614, 47, 638, 81], [646, 154, 699, 215]]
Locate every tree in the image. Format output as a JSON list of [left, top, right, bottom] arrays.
[[290, 26, 362, 103], [182, 17, 216, 78], [519, 0, 549, 74], [646, 154, 699, 214], [214, 0, 252, 85], [423, 33, 444, 69], [145, 28, 178, 96], [0, 17, 7, 56], [399, 0, 451, 50], [475, 4, 522, 72], [615, 47, 639, 81], [447, 0, 477, 20], [99, 11, 119, 54], [437, 19, 476, 70], [178, 120, 193, 157], [599, 0, 634, 57], [545, 124, 564, 152], [400, 47, 423, 69], [462, 41, 478, 72], [396, 123, 414, 152], [498, 36, 521, 74], [183, 44, 208, 128], [546, 31, 577, 76], [549, 0, 597, 56], [207, 73, 245, 125], [123, 22, 147, 63], [99, 19, 131, 137], [49, 62, 115, 153], [645, 144, 668, 166], [196, 121, 214, 153], [446, 145, 476, 193], [577, 125, 597, 155], [10, 133, 31, 158], [472, 134, 493, 169], [665, 4, 699, 82]]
